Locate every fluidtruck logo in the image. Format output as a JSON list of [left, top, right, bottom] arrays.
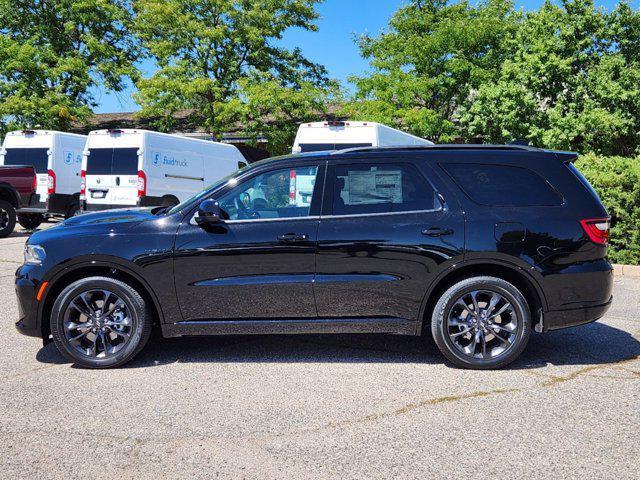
[[152, 151, 188, 168]]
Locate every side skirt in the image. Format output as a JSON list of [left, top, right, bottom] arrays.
[[161, 317, 416, 338]]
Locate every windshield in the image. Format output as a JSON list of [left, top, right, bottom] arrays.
[[166, 162, 253, 215]]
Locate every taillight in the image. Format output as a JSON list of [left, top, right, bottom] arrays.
[[137, 170, 147, 197], [47, 169, 56, 195], [79, 170, 86, 200], [580, 218, 610, 245], [32, 174, 37, 191]]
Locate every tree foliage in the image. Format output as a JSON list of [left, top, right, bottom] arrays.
[[347, 0, 640, 156], [0, 0, 138, 134], [133, 0, 332, 139], [575, 154, 640, 264]]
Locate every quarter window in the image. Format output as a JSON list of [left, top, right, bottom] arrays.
[[331, 163, 437, 215], [442, 163, 563, 206], [217, 166, 318, 220]]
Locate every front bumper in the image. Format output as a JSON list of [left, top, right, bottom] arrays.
[[544, 297, 613, 331], [14, 265, 44, 338]]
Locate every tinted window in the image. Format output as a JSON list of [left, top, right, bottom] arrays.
[[443, 163, 563, 207], [218, 166, 318, 220], [86, 148, 138, 175], [299, 143, 371, 153], [331, 163, 437, 215], [3, 148, 49, 173]]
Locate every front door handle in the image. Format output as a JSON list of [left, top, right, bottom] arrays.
[[422, 227, 453, 237], [277, 233, 309, 243]]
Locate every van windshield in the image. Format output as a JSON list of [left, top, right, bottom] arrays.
[[3, 148, 49, 173], [86, 148, 138, 175]]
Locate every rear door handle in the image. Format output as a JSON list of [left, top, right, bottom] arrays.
[[422, 227, 453, 237], [277, 233, 309, 243]]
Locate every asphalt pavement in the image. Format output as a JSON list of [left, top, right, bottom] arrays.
[[0, 223, 638, 479]]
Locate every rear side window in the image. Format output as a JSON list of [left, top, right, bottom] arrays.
[[3, 148, 48, 173], [331, 163, 437, 215], [442, 163, 563, 207], [86, 148, 138, 175]]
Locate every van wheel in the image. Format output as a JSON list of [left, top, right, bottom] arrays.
[[17, 213, 43, 230], [0, 200, 17, 238], [431, 276, 531, 370], [50, 276, 153, 369], [161, 196, 179, 207], [65, 204, 81, 219]]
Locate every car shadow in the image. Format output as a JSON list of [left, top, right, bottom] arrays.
[[35, 321, 640, 370]]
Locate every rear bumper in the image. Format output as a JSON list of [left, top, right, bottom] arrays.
[[82, 195, 163, 211], [544, 297, 612, 331]]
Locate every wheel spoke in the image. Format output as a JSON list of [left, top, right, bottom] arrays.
[[489, 330, 511, 345], [454, 299, 473, 317], [491, 323, 516, 335], [480, 330, 487, 358], [70, 299, 92, 317], [79, 293, 96, 316], [68, 330, 90, 345], [451, 327, 473, 338], [485, 293, 501, 317], [489, 302, 512, 319], [470, 291, 480, 315]]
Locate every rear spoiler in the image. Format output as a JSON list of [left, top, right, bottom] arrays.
[[555, 152, 579, 163]]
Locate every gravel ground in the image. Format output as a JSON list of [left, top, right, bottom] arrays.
[[0, 223, 638, 479]]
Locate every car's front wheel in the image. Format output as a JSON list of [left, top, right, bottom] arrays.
[[50, 276, 153, 368], [431, 276, 531, 369]]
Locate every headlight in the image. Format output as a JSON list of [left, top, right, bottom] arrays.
[[24, 244, 46, 265]]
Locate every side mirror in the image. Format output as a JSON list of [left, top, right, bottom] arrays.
[[195, 199, 223, 225]]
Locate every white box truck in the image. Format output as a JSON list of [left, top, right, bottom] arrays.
[[0, 130, 87, 228], [82, 129, 248, 211], [291, 121, 433, 153]]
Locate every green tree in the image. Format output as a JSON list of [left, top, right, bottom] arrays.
[[345, 0, 517, 142], [234, 73, 341, 155], [0, 0, 139, 134], [460, 0, 640, 156], [133, 0, 332, 141]]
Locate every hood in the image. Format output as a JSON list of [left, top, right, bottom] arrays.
[[28, 208, 158, 246], [61, 207, 158, 228]]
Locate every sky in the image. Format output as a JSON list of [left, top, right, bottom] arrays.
[[94, 0, 627, 114]]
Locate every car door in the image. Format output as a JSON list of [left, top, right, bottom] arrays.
[[173, 162, 324, 321], [314, 158, 464, 324]]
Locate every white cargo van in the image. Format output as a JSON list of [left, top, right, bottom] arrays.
[[82, 129, 248, 211], [0, 130, 86, 227], [291, 121, 433, 153]]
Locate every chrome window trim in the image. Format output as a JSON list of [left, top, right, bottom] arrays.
[[320, 207, 443, 220]]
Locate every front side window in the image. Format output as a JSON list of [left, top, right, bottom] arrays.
[[331, 163, 437, 215], [217, 166, 318, 220]]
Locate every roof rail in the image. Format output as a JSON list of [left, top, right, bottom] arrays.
[[331, 144, 541, 155]]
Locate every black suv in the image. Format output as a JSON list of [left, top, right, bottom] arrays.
[[15, 145, 613, 369]]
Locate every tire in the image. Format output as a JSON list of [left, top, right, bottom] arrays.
[[431, 276, 531, 370], [0, 200, 17, 238], [50, 276, 154, 368], [161, 196, 179, 207], [64, 204, 81, 219], [17, 213, 44, 230]]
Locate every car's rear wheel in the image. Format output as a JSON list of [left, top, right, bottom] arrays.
[[50, 276, 153, 368], [17, 213, 44, 230], [431, 276, 531, 369], [0, 200, 17, 238]]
